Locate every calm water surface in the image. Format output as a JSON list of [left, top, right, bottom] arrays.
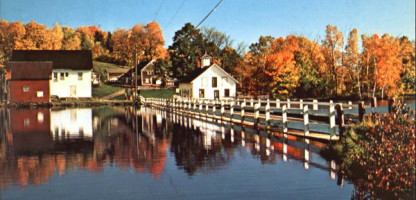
[[0, 106, 354, 200]]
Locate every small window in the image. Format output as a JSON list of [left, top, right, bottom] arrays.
[[78, 72, 83, 80], [53, 72, 58, 81], [65, 72, 69, 77], [23, 86, 29, 92], [199, 89, 205, 98], [224, 89, 230, 97], [60, 73, 65, 80], [37, 91, 44, 97], [212, 77, 218, 88]]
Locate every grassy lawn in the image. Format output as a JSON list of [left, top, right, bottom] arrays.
[[140, 89, 175, 99], [92, 84, 124, 98]]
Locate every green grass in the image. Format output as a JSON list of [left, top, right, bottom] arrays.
[[140, 89, 174, 99], [92, 84, 124, 98]]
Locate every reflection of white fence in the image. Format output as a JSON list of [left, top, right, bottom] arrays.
[[141, 97, 376, 141]]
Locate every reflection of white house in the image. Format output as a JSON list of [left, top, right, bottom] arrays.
[[51, 108, 93, 140], [11, 50, 92, 98], [178, 54, 238, 100]]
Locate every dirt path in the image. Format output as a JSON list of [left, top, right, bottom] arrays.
[[102, 89, 125, 100]]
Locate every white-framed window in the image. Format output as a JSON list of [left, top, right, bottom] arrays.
[[23, 86, 29, 92], [212, 77, 218, 88], [60, 72, 65, 80], [78, 72, 83, 80], [53, 72, 58, 81], [37, 91, 44, 98], [224, 89, 230, 97]]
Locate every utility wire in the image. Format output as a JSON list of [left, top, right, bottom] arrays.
[[196, 0, 223, 28], [153, 0, 165, 21], [165, 0, 187, 29]]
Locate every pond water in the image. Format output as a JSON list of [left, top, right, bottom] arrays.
[[0, 106, 355, 200]]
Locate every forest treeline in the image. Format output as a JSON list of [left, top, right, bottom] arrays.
[[0, 20, 414, 99]]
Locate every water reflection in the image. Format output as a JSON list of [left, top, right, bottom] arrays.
[[0, 106, 341, 192]]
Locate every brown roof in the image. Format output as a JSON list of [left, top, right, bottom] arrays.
[[11, 50, 92, 70], [7, 62, 52, 80]]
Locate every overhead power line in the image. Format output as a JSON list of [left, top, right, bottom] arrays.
[[196, 0, 223, 28], [165, 0, 187, 29], [153, 0, 165, 21]]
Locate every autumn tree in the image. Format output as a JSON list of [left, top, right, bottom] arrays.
[[17, 20, 49, 49], [294, 36, 327, 97], [48, 23, 63, 50], [344, 29, 362, 98], [398, 36, 415, 94], [0, 20, 26, 66], [61, 26, 81, 50], [236, 36, 275, 95], [322, 25, 344, 97]]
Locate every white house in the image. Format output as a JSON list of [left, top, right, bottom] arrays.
[[11, 50, 93, 98], [178, 54, 238, 100]]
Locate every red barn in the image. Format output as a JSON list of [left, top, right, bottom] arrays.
[[7, 62, 53, 103]]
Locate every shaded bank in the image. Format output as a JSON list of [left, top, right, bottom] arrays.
[[321, 102, 416, 200]]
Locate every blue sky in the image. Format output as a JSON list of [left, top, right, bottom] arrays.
[[1, 0, 414, 48]]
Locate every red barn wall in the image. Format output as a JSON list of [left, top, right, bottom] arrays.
[[9, 80, 50, 103]]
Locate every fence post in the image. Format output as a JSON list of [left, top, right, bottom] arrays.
[[199, 100, 203, 116], [313, 100, 318, 110], [329, 103, 336, 140], [220, 100, 225, 120], [282, 105, 288, 133], [388, 98, 396, 113], [212, 100, 216, 113], [335, 103, 345, 138], [250, 98, 254, 107], [241, 101, 246, 124], [299, 99, 303, 109], [254, 102, 260, 127], [265, 101, 271, 129], [205, 100, 209, 116], [276, 99, 281, 108], [287, 99, 291, 109], [230, 100, 235, 121], [303, 105, 309, 136], [358, 101, 365, 122], [348, 101, 352, 110]]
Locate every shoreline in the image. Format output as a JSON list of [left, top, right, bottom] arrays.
[[0, 99, 138, 109]]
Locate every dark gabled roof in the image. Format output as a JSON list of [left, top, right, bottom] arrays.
[[11, 50, 92, 70], [7, 61, 52, 80], [179, 66, 210, 83], [179, 63, 239, 84], [120, 60, 154, 78]]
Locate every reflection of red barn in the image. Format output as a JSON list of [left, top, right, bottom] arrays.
[[7, 62, 52, 103], [9, 109, 53, 154]]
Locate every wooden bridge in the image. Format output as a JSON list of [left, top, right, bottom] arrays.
[[140, 97, 397, 141]]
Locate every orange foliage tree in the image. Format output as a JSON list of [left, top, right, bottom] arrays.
[[321, 25, 344, 97]]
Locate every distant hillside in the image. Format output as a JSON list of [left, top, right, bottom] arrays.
[[93, 61, 129, 81]]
